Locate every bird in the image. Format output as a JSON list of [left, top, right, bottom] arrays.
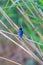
[[18, 28, 23, 39]]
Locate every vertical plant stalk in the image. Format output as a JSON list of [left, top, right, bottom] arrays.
[[5, 0, 10, 7]]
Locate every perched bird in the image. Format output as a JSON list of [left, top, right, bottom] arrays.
[[18, 28, 23, 39]]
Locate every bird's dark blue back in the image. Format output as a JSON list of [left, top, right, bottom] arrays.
[[18, 28, 23, 38]]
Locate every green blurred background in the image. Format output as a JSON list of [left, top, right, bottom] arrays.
[[0, 0, 43, 65]]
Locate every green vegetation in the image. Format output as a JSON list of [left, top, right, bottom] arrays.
[[0, 0, 43, 64]]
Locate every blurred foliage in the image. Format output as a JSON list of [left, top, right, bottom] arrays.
[[0, 0, 43, 65], [0, 0, 43, 52]]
